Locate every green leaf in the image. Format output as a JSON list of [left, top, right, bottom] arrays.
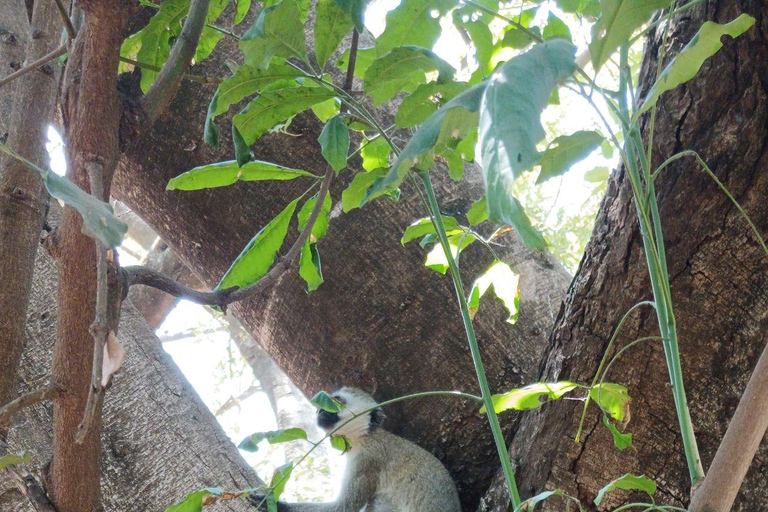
[[638, 14, 756, 115], [330, 0, 368, 31], [401, 216, 460, 245], [584, 166, 609, 183], [318, 114, 350, 173], [239, 428, 309, 452], [364, 82, 487, 201], [537, 131, 604, 184], [602, 415, 632, 450], [364, 46, 454, 105], [513, 490, 563, 512], [454, 18, 493, 75], [216, 198, 299, 290], [168, 160, 317, 190], [468, 260, 520, 323], [298, 192, 332, 292], [467, 197, 487, 225], [0, 452, 30, 470], [424, 232, 476, 274], [557, 0, 600, 17], [342, 168, 388, 212], [314, 0, 353, 69], [234, 87, 336, 146], [498, 8, 539, 50], [233, 125, 252, 167], [335, 46, 377, 79], [543, 12, 572, 43], [361, 136, 391, 172], [239, 0, 307, 68], [235, 0, 252, 24], [375, 0, 451, 56], [194, 26, 226, 63], [204, 63, 304, 146], [395, 81, 470, 128], [270, 462, 294, 501], [594, 474, 656, 506], [330, 435, 352, 452], [480, 382, 579, 414], [312, 97, 341, 122], [0, 144, 127, 247], [478, 40, 576, 249], [589, 0, 672, 71], [589, 383, 631, 422], [165, 488, 223, 512], [311, 391, 344, 412], [300, 243, 324, 292]]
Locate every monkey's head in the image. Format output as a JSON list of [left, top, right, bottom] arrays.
[[317, 387, 385, 443]]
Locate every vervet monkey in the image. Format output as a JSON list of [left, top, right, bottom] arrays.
[[248, 387, 461, 512]]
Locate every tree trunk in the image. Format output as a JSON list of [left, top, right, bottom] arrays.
[[1, 242, 260, 511], [112, 28, 572, 510], [478, 2, 768, 510]]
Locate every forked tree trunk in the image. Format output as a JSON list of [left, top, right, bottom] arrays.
[[476, 2, 768, 510]]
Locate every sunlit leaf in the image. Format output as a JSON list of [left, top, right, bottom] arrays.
[[364, 46, 454, 105], [467, 196, 487, 225], [395, 81, 470, 128], [468, 261, 520, 323], [543, 12, 572, 43], [216, 198, 299, 290], [235, 0, 252, 24], [168, 160, 317, 190], [401, 216, 460, 245], [589, 382, 631, 422], [361, 136, 391, 171], [537, 131, 604, 184], [270, 462, 294, 501], [318, 114, 350, 173], [238, 428, 308, 452], [165, 488, 223, 512], [584, 166, 610, 183], [336, 46, 377, 78], [594, 474, 656, 506], [342, 168, 388, 212], [239, 0, 307, 68], [480, 382, 579, 414], [298, 192, 332, 292], [314, 0, 354, 69], [424, 232, 477, 274], [638, 14, 756, 115], [375, 0, 452, 56], [602, 415, 632, 450], [513, 490, 563, 512], [311, 391, 344, 412], [330, 435, 352, 452], [0, 452, 30, 470]]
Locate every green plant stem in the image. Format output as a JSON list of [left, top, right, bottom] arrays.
[[419, 172, 522, 509]]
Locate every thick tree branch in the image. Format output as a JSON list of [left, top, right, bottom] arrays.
[[122, 167, 335, 307], [0, 44, 66, 89], [689, 337, 768, 512], [0, 385, 62, 426], [52, 0, 76, 40], [140, 0, 211, 123]]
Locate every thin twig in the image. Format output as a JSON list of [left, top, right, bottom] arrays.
[[343, 29, 359, 94], [0, 385, 62, 426], [0, 44, 67, 89], [141, 0, 211, 123], [119, 57, 221, 84], [76, 162, 109, 444], [52, 0, 77, 40]]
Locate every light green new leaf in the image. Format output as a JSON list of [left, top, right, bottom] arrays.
[[594, 474, 656, 506], [584, 166, 610, 183], [424, 232, 477, 274], [336, 46, 377, 78], [271, 462, 294, 501], [375, 0, 452, 56], [395, 81, 470, 128], [589, 0, 672, 71], [454, 17, 493, 75], [0, 452, 30, 470], [543, 12, 572, 43], [194, 26, 226, 62], [216, 198, 299, 290], [603, 415, 632, 450], [361, 137, 391, 171], [314, 0, 353, 69], [167, 160, 317, 190], [364, 46, 454, 105], [239, 428, 308, 452], [312, 97, 341, 122], [480, 382, 578, 414], [537, 131, 604, 184], [401, 216, 460, 245], [478, 40, 576, 249], [638, 14, 756, 115], [165, 488, 223, 512], [235, 0, 252, 24], [318, 114, 350, 173], [311, 391, 344, 412], [330, 435, 352, 452], [331, 0, 368, 31], [589, 382, 631, 422], [297, 192, 332, 292], [342, 168, 389, 212], [239, 0, 307, 68], [0, 144, 127, 247], [468, 261, 520, 323], [234, 87, 336, 146], [467, 197, 487, 225], [204, 63, 303, 146], [300, 243, 324, 292]]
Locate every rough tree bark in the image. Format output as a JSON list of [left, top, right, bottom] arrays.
[[476, 2, 768, 510], [112, 22, 571, 511]]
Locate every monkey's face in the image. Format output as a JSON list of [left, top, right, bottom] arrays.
[[317, 387, 383, 441]]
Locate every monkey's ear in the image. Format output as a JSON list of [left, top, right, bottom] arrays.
[[370, 407, 385, 429]]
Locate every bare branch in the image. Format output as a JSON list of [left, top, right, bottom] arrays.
[[0, 44, 66, 89], [214, 384, 261, 416], [0, 385, 62, 427], [141, 0, 211, 123], [52, 0, 76, 40], [119, 57, 221, 84]]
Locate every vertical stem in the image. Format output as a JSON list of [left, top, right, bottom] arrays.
[[419, 172, 522, 509]]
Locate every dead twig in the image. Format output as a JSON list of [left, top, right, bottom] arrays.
[[0, 44, 66, 89], [0, 385, 62, 427], [52, 0, 76, 40]]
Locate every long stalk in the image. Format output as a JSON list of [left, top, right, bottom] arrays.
[[419, 172, 522, 509]]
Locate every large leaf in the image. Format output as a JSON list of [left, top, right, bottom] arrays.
[[468, 260, 520, 323], [239, 0, 307, 68], [395, 81, 470, 128], [318, 114, 350, 173], [216, 198, 299, 290], [401, 216, 460, 245], [364, 82, 487, 202], [589, 0, 672, 71], [375, 0, 452, 56], [481, 382, 579, 413], [537, 130, 604, 183], [638, 14, 756, 115], [314, 0, 353, 69], [204, 63, 304, 146], [165, 488, 223, 512], [0, 144, 127, 247], [589, 382, 631, 422], [364, 46, 454, 105], [239, 428, 308, 452], [478, 40, 576, 249], [298, 192, 332, 292], [594, 474, 656, 506], [234, 87, 336, 146], [168, 160, 317, 190]]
